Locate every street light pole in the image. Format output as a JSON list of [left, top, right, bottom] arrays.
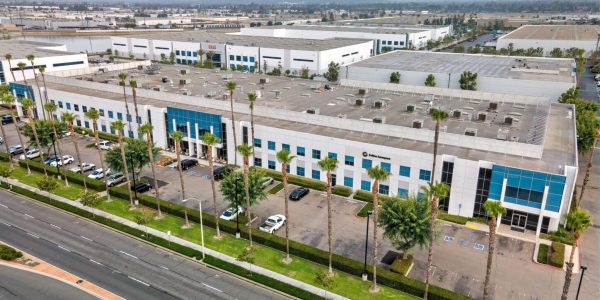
[[362, 210, 372, 281], [182, 197, 206, 260], [575, 265, 587, 300]]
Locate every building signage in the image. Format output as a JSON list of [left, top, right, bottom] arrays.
[[208, 44, 217, 50], [362, 151, 390, 161]]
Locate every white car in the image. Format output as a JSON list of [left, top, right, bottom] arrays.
[[96, 140, 112, 150], [259, 214, 286, 234], [50, 155, 74, 167], [0, 136, 3, 144], [261, 177, 274, 188], [88, 168, 110, 179], [19, 149, 41, 160], [70, 162, 96, 173], [220, 206, 244, 221]]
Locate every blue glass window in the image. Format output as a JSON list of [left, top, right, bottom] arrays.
[[297, 166, 305, 177], [236, 55, 241, 61], [399, 166, 410, 177], [58, 101, 63, 109], [312, 170, 320, 180], [99, 109, 105, 116], [285, 165, 290, 173], [126, 114, 132, 122], [419, 170, 431, 181], [344, 177, 353, 187], [82, 106, 87, 113], [282, 144, 290, 151], [66, 103, 71, 110], [268, 141, 276, 151], [297, 147, 305, 156], [230, 64, 235, 70], [176, 59, 181, 64], [229, 55, 234, 61], [362, 159, 372, 169], [186, 51, 191, 56], [117, 112, 123, 120], [312, 149, 321, 159], [166, 107, 223, 140], [328, 152, 337, 159], [254, 158, 262, 167], [176, 50, 180, 55], [361, 180, 371, 191], [398, 188, 408, 198], [250, 66, 255, 72], [108, 111, 114, 119], [418, 192, 425, 200], [344, 155, 354, 166], [379, 184, 389, 195], [84, 121, 90, 128], [128, 130, 134, 138], [242, 56, 248, 62], [381, 162, 391, 173], [268, 160, 276, 170], [193, 52, 198, 57], [100, 124, 106, 132], [249, 57, 255, 63], [254, 138, 262, 148]]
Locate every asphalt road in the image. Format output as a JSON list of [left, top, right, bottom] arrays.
[[0, 264, 99, 300], [0, 190, 288, 300]]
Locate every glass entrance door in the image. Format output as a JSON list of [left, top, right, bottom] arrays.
[[331, 174, 337, 187], [511, 213, 527, 232]]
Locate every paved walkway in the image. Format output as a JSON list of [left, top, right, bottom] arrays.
[[1, 177, 348, 300]]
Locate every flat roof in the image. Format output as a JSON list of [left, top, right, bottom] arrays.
[[501, 25, 600, 41], [268, 25, 431, 34], [124, 31, 371, 51], [0, 40, 77, 60], [347, 50, 574, 83]]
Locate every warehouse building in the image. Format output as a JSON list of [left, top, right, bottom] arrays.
[[13, 63, 577, 236], [110, 31, 373, 74], [340, 50, 576, 99], [496, 25, 600, 56]]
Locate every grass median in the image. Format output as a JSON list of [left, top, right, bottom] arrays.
[[2, 161, 85, 200]]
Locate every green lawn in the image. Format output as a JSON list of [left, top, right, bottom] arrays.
[[3, 161, 85, 200]]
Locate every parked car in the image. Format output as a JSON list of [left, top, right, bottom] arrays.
[[88, 168, 110, 179], [289, 187, 310, 201], [180, 159, 198, 170], [19, 149, 41, 160], [69, 163, 96, 173], [107, 172, 126, 187], [96, 140, 112, 150], [1, 115, 19, 125], [219, 206, 244, 221], [213, 165, 232, 180], [43, 154, 60, 165], [9, 145, 24, 156], [131, 182, 152, 193], [0, 136, 4, 144], [259, 214, 286, 234], [50, 155, 75, 167], [261, 177, 274, 188], [594, 74, 600, 81]]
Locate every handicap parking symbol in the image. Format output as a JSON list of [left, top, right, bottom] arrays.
[[473, 243, 485, 251], [444, 235, 454, 242]]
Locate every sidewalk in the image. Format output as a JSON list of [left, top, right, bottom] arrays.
[[1, 177, 349, 300]]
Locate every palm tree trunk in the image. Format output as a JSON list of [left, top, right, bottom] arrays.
[[121, 85, 133, 136], [208, 146, 220, 237], [431, 121, 440, 184], [30, 65, 47, 120], [483, 216, 497, 300], [118, 133, 134, 206], [11, 108, 30, 174], [229, 92, 238, 165], [131, 88, 141, 128], [26, 109, 46, 175], [370, 180, 380, 293], [425, 196, 439, 299], [146, 136, 161, 217], [6, 59, 17, 85], [283, 163, 291, 262], [243, 158, 253, 246], [561, 237, 579, 300], [90, 121, 111, 200], [0, 123, 13, 167], [175, 142, 189, 227], [578, 132, 598, 207], [50, 118, 68, 187], [327, 171, 334, 275], [69, 124, 87, 191], [250, 108, 255, 159]]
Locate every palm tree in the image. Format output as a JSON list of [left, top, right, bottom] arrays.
[[237, 143, 254, 246], [44, 102, 69, 186], [27, 54, 46, 120], [277, 149, 296, 263], [118, 72, 133, 136], [202, 132, 222, 237], [422, 181, 450, 299], [318, 156, 338, 275], [206, 51, 215, 66], [482, 200, 506, 300], [429, 108, 448, 184], [4, 53, 17, 83], [62, 112, 88, 191], [366, 165, 391, 293], [111, 120, 134, 207], [85, 109, 110, 200], [561, 208, 592, 300], [578, 127, 599, 207], [197, 48, 205, 66], [226, 81, 238, 165], [247, 92, 257, 157], [21, 99, 47, 175], [17, 62, 31, 99], [129, 80, 141, 128], [38, 66, 51, 110], [2, 94, 29, 173], [138, 123, 161, 218], [171, 130, 190, 227], [0, 94, 13, 167]]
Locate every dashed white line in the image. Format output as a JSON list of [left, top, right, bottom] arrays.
[[0, 221, 11, 227], [119, 251, 138, 260], [80, 236, 93, 242], [159, 265, 169, 271], [202, 283, 223, 293], [128, 276, 150, 287], [0, 203, 7, 208], [23, 214, 34, 219], [50, 224, 61, 230], [89, 259, 105, 267], [26, 233, 39, 239], [58, 245, 71, 252]]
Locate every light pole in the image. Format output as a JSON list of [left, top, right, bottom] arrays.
[[182, 197, 205, 260], [575, 265, 587, 300], [362, 210, 372, 281]]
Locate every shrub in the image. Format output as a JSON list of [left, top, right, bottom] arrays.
[[255, 168, 326, 191], [549, 242, 565, 268], [268, 182, 284, 194], [352, 190, 393, 203], [332, 185, 352, 197], [36, 175, 58, 192], [546, 227, 575, 245], [390, 255, 414, 275], [0, 244, 23, 261], [438, 213, 469, 225], [18, 160, 106, 191], [537, 244, 549, 264], [0, 152, 9, 162]]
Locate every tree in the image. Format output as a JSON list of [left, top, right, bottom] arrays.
[[422, 182, 450, 299], [220, 170, 267, 209], [80, 190, 100, 218], [129, 80, 141, 128], [561, 208, 592, 300], [4, 53, 17, 84], [389, 71, 400, 84], [237, 245, 257, 276], [198, 48, 205, 66], [0, 164, 13, 180], [171, 130, 189, 227], [61, 112, 89, 191], [379, 197, 430, 260], [318, 156, 338, 275], [482, 200, 506, 300], [3, 94, 29, 173], [202, 132, 222, 237], [135, 210, 154, 238], [459, 71, 478, 90], [111, 120, 134, 207], [20, 120, 67, 153], [277, 149, 296, 263], [21, 99, 47, 175], [237, 144, 254, 246], [36, 175, 58, 194], [84, 109, 109, 199], [452, 45, 465, 53], [226, 81, 239, 165], [169, 51, 175, 64], [44, 102, 69, 186], [118, 72, 133, 135], [324, 62, 340, 82], [0, 92, 12, 167], [160, 53, 166, 62], [27, 54, 47, 119], [105, 139, 158, 176], [429, 108, 449, 186], [366, 165, 391, 293], [425, 74, 436, 87], [247, 92, 257, 159], [138, 123, 162, 218], [578, 124, 599, 207]]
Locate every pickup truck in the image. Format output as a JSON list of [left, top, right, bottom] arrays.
[[258, 214, 286, 234]]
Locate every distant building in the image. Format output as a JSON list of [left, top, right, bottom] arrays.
[[496, 25, 600, 56]]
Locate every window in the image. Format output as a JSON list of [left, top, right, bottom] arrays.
[[268, 160, 276, 170], [312, 149, 321, 159], [108, 111, 114, 119], [249, 56, 255, 63], [82, 106, 87, 113], [419, 170, 431, 181], [101, 125, 107, 132], [229, 55, 234, 61], [297, 147, 305, 156], [362, 159, 372, 169], [187, 60, 192, 65], [230, 64, 235, 70], [254, 158, 262, 167], [293, 58, 314, 62], [128, 131, 134, 138], [381, 162, 391, 173], [242, 56, 248, 62], [84, 121, 90, 128], [242, 126, 248, 144], [328, 152, 337, 159], [58, 101, 63, 109], [65, 103, 71, 110], [74, 104, 79, 112], [176, 59, 181, 64], [285, 165, 290, 173], [250, 66, 255, 72], [418, 192, 425, 200], [193, 52, 198, 57], [473, 168, 492, 217], [398, 188, 408, 198], [76, 120, 81, 127], [187, 51, 191, 56], [137, 116, 142, 124], [394, 41, 399, 46], [117, 112, 123, 120], [99, 109, 105, 117], [175, 50, 180, 55], [379, 184, 389, 195], [344, 177, 353, 187], [254, 138, 262, 148], [268, 141, 276, 151], [262, 55, 281, 60], [399, 166, 411, 177], [110, 127, 115, 134], [282, 144, 290, 151], [312, 170, 320, 180], [344, 155, 354, 166], [439, 161, 454, 211], [236, 55, 241, 61], [361, 180, 371, 191], [297, 166, 305, 177]]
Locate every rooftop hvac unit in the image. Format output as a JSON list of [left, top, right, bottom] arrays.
[[497, 128, 509, 140], [180, 69, 190, 75], [338, 113, 347, 119], [489, 102, 498, 111], [413, 120, 423, 129], [373, 117, 385, 124], [222, 74, 233, 80], [464, 128, 477, 136], [406, 104, 415, 113], [355, 98, 365, 106], [98, 68, 107, 73], [504, 116, 513, 126], [254, 90, 262, 98], [310, 83, 321, 90], [306, 107, 319, 115], [161, 77, 169, 83], [358, 88, 368, 96], [373, 100, 385, 109], [452, 110, 462, 118], [223, 94, 229, 101], [137, 65, 144, 70], [273, 90, 281, 98], [179, 79, 191, 85], [206, 91, 216, 98], [259, 78, 270, 84], [152, 86, 163, 92], [424, 94, 435, 102], [478, 112, 487, 122], [181, 90, 192, 96]]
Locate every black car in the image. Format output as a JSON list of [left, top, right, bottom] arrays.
[[1, 115, 19, 125], [131, 182, 152, 193], [213, 166, 232, 180], [289, 187, 309, 201], [180, 159, 198, 170]]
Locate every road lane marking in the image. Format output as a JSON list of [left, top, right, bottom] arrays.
[[23, 214, 34, 219], [119, 251, 138, 260], [128, 276, 150, 287], [159, 265, 169, 271], [58, 245, 71, 252], [89, 259, 105, 267], [0, 203, 7, 208], [50, 224, 62, 230], [0, 221, 11, 226], [202, 283, 223, 293], [27, 233, 39, 239], [80, 235, 93, 242]]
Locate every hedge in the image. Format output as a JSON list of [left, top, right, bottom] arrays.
[[549, 242, 565, 268], [0, 181, 323, 300], [352, 190, 393, 203], [0, 152, 9, 162], [256, 168, 326, 191], [73, 126, 133, 144], [18, 160, 106, 192], [390, 255, 413, 276], [332, 185, 352, 197], [108, 186, 471, 300], [438, 213, 469, 225], [537, 244, 549, 264]]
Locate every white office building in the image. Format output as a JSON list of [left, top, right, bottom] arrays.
[[496, 25, 600, 56]]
